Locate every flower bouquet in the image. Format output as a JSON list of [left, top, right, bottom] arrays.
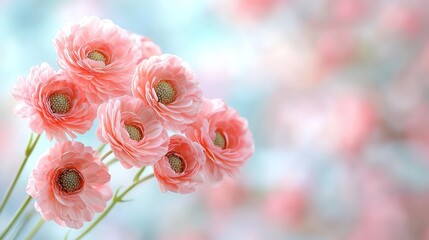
[[1, 16, 254, 239]]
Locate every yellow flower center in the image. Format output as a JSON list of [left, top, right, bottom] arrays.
[[155, 81, 176, 104], [167, 154, 185, 173], [49, 93, 71, 114], [58, 169, 82, 193], [213, 131, 226, 149], [125, 125, 143, 141], [87, 50, 107, 64]]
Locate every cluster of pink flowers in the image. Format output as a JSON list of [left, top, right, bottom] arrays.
[[12, 16, 254, 229]]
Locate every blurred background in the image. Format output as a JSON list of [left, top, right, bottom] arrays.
[[1, 0, 429, 239]]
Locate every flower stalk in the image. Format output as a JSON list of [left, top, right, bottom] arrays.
[[75, 173, 154, 240], [0, 195, 32, 239], [106, 157, 118, 167], [0, 133, 40, 215], [96, 143, 107, 153], [24, 217, 45, 240], [100, 149, 113, 161]]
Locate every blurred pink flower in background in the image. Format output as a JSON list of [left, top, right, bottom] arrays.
[[132, 54, 203, 132], [154, 134, 205, 193], [379, 4, 423, 38], [160, 231, 207, 240], [419, 42, 429, 72], [330, 0, 369, 24], [216, 0, 284, 22], [231, 0, 281, 19], [329, 93, 378, 155], [315, 29, 356, 73], [202, 178, 248, 217], [348, 169, 410, 240], [26, 141, 112, 229], [12, 62, 96, 141], [54, 16, 138, 103], [405, 104, 429, 157], [185, 99, 254, 182], [263, 182, 309, 228], [97, 96, 169, 168]]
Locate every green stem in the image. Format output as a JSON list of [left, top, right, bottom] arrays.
[[0, 196, 32, 239], [0, 133, 40, 215], [24, 217, 44, 240], [11, 208, 36, 240], [75, 174, 155, 240], [106, 158, 117, 167], [133, 166, 146, 182], [100, 150, 113, 161], [96, 143, 107, 153]]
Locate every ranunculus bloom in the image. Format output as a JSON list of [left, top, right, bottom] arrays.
[[185, 99, 254, 181], [130, 33, 162, 64], [26, 141, 112, 229], [131, 54, 203, 132], [12, 63, 96, 141], [96, 96, 169, 168], [54, 16, 139, 103], [154, 135, 205, 193]]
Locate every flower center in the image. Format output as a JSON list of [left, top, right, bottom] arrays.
[[58, 169, 82, 193], [213, 131, 226, 149], [155, 81, 176, 104], [125, 125, 143, 141], [87, 50, 107, 64], [167, 153, 185, 173], [49, 93, 71, 114]]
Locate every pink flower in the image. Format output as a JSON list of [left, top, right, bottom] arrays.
[[96, 96, 169, 168], [131, 54, 203, 132], [185, 99, 254, 181], [130, 33, 162, 64], [154, 135, 205, 193], [26, 141, 112, 229], [12, 63, 96, 141], [54, 16, 139, 103]]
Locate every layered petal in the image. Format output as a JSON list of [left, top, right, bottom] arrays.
[[130, 33, 162, 64], [96, 96, 169, 168], [185, 99, 254, 182], [54, 16, 139, 103], [26, 141, 112, 229], [132, 54, 203, 132], [12, 63, 96, 141], [154, 135, 206, 193]]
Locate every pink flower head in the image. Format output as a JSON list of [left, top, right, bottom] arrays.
[[154, 135, 205, 193], [131, 54, 203, 132], [26, 141, 112, 229], [96, 96, 169, 168], [185, 99, 254, 182], [130, 33, 162, 64], [12, 63, 96, 141], [54, 16, 139, 103]]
